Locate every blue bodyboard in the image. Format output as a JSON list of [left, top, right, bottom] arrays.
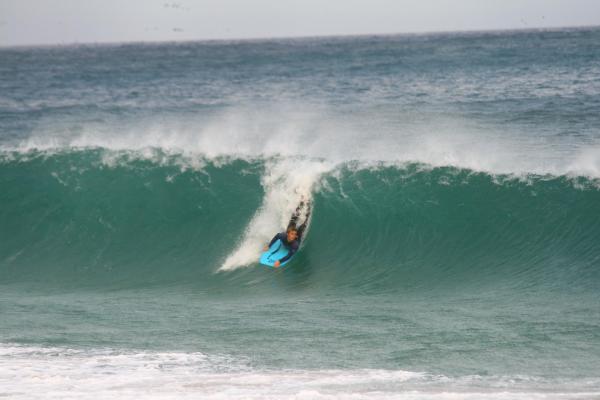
[[260, 239, 293, 268]]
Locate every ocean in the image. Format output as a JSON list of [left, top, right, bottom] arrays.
[[1, 27, 600, 399]]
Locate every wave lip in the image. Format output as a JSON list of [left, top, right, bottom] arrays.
[[3, 98, 600, 180]]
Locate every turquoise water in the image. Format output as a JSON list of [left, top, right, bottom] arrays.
[[1, 28, 600, 399]]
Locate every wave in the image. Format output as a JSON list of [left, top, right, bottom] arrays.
[[1, 149, 599, 293]]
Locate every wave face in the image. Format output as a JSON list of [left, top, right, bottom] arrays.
[[1, 150, 599, 294]]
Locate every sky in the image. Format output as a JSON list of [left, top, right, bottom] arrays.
[[1, 0, 599, 46]]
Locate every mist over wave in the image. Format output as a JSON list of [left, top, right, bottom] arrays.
[[3, 105, 600, 178]]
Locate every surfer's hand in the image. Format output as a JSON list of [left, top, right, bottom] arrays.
[[274, 260, 281, 268], [263, 245, 269, 251]]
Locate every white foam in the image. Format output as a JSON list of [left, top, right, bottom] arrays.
[[566, 146, 600, 178], [220, 158, 332, 271], [1, 344, 598, 400]]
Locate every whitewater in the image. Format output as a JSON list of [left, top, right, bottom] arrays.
[[1, 27, 600, 399]]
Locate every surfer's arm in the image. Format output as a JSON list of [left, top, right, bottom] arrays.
[[268, 232, 285, 248], [287, 201, 304, 228], [297, 207, 311, 237]]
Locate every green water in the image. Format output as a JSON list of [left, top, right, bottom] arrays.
[[1, 151, 599, 382]]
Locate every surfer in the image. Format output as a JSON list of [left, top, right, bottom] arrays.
[[263, 200, 311, 268]]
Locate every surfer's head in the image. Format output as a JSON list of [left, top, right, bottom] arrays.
[[286, 225, 298, 242]]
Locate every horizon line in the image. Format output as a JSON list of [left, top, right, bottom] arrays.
[[1, 23, 599, 50]]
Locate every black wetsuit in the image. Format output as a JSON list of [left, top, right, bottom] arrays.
[[267, 203, 310, 264], [268, 232, 300, 264]]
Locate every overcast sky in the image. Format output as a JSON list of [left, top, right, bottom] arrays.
[[1, 0, 599, 46]]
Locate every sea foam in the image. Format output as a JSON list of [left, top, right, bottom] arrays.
[[2, 344, 598, 400]]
